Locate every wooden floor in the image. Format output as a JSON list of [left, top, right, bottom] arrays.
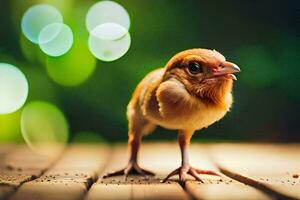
[[0, 142, 299, 200]]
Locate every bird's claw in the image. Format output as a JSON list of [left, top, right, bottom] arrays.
[[103, 162, 155, 178], [162, 165, 220, 183]]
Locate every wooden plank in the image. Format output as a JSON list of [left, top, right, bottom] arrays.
[[209, 143, 300, 200], [186, 180, 270, 200], [0, 146, 57, 186], [0, 143, 14, 199], [88, 177, 187, 200], [0, 185, 14, 199], [3, 143, 297, 199], [0, 144, 15, 199], [186, 182, 270, 200], [0, 144, 13, 158], [0, 145, 59, 199], [86, 143, 188, 200], [10, 145, 109, 200], [87, 142, 269, 200], [185, 144, 270, 200]]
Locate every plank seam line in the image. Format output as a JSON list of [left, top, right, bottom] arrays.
[[178, 180, 197, 200], [3, 148, 67, 200], [217, 165, 298, 200], [206, 147, 299, 200], [79, 146, 113, 200]]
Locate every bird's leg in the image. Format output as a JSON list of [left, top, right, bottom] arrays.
[[125, 134, 155, 176], [103, 134, 154, 178], [163, 130, 220, 183]]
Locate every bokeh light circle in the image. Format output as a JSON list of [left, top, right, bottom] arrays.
[[21, 101, 69, 156], [86, 0, 130, 33], [39, 23, 74, 57], [88, 23, 131, 62], [21, 4, 63, 44], [0, 63, 29, 114]]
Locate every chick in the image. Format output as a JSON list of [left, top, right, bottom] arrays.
[[104, 48, 240, 182]]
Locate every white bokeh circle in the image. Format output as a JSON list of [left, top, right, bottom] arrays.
[[38, 23, 74, 57], [86, 1, 130, 33], [88, 23, 131, 62], [21, 4, 63, 44], [0, 63, 29, 114]]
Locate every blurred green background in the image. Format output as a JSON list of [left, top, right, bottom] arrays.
[[0, 0, 299, 143]]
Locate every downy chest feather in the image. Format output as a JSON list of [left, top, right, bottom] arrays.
[[145, 87, 233, 130]]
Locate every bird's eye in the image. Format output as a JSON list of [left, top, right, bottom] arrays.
[[188, 62, 203, 74]]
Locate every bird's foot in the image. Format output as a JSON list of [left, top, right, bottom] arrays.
[[103, 161, 155, 178], [162, 165, 220, 183]]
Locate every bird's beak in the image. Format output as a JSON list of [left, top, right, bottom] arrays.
[[213, 62, 241, 80]]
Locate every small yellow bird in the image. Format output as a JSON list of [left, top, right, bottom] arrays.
[[104, 48, 240, 182]]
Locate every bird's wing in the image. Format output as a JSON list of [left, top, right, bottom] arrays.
[[139, 68, 164, 116], [156, 78, 192, 119]]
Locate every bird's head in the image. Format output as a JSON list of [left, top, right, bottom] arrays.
[[163, 48, 240, 105]]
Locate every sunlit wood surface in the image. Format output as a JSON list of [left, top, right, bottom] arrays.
[[0, 143, 299, 200]]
